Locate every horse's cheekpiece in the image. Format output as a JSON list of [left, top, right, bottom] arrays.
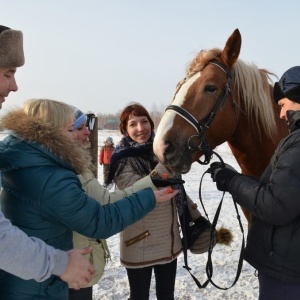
[[165, 63, 232, 166]]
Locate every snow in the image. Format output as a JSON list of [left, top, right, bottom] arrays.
[[94, 130, 259, 300]]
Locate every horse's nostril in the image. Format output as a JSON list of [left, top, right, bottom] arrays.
[[164, 140, 176, 161]]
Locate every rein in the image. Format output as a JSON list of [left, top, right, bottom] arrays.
[[180, 150, 245, 290], [165, 61, 233, 165]]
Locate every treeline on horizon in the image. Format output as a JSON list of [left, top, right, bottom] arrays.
[[93, 103, 167, 131]]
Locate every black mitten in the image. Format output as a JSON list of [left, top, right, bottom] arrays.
[[215, 168, 238, 191], [209, 162, 239, 191]]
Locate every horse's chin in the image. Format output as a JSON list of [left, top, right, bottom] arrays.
[[156, 148, 195, 174], [179, 165, 191, 174]]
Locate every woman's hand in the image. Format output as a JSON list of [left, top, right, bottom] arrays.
[[153, 187, 179, 202]]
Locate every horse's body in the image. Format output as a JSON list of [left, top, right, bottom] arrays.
[[153, 29, 288, 223]]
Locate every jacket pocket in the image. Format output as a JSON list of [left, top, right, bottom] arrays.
[[124, 230, 150, 247], [88, 240, 107, 286]]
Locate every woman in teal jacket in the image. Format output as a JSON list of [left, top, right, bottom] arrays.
[[0, 99, 178, 300]]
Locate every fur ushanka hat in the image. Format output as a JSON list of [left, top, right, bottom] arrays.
[[0, 25, 24, 67], [274, 66, 300, 104]]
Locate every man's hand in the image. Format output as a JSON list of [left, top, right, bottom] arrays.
[[209, 162, 239, 192], [60, 247, 95, 290]]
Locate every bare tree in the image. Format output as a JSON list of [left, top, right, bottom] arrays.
[[150, 103, 166, 130], [93, 103, 166, 130], [96, 113, 106, 129]]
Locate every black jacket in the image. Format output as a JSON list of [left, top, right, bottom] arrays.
[[229, 110, 300, 283]]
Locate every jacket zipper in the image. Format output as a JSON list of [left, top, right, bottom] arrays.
[[124, 230, 150, 247]]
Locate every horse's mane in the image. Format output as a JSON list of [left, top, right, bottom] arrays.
[[184, 49, 277, 140]]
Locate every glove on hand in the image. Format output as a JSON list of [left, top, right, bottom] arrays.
[[209, 162, 239, 192], [151, 177, 185, 187]]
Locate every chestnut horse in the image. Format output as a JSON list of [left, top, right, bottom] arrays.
[[153, 28, 288, 224]]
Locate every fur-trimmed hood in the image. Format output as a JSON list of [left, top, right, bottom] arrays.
[[0, 109, 91, 174]]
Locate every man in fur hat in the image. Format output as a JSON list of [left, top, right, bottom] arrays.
[[0, 25, 95, 289], [210, 66, 300, 299]]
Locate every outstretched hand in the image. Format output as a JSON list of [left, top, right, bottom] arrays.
[[209, 162, 239, 192], [153, 187, 179, 202]]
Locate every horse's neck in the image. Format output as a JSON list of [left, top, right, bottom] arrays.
[[227, 138, 273, 178], [227, 118, 288, 178]]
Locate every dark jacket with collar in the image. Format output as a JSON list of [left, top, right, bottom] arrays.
[[229, 110, 300, 283], [0, 109, 156, 300]]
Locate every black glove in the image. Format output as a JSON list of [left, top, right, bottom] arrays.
[[209, 162, 239, 192], [151, 177, 185, 187]]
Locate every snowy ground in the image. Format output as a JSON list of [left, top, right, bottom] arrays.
[[95, 130, 259, 300]]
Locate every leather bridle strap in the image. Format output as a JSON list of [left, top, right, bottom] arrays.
[[165, 61, 233, 165], [166, 104, 203, 136]]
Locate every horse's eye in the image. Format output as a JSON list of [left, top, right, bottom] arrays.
[[204, 85, 217, 93]]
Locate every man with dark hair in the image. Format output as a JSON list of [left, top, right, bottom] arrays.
[[210, 66, 300, 299], [0, 25, 95, 289]]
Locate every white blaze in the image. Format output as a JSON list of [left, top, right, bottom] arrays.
[[154, 72, 201, 161]]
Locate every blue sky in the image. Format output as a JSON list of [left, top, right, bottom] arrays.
[[2, 0, 300, 115]]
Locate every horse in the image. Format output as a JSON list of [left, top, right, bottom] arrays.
[[153, 28, 288, 224]]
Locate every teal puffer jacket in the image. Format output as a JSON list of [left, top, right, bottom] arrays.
[[0, 109, 155, 300]]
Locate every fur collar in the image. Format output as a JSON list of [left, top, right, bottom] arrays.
[[1, 109, 91, 174]]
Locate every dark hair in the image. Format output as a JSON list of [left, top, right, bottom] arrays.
[[119, 102, 154, 135]]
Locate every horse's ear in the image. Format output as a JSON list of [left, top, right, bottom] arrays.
[[220, 28, 241, 69]]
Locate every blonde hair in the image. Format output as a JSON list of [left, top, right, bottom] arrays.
[[23, 99, 74, 131]]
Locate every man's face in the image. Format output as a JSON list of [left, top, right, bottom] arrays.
[[0, 67, 18, 109], [278, 97, 300, 125]]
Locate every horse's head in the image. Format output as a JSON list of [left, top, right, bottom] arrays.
[[154, 29, 242, 173]]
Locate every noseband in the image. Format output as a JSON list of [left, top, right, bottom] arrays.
[[165, 61, 233, 165]]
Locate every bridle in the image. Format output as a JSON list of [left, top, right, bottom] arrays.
[[165, 61, 233, 165], [167, 62, 246, 290]]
